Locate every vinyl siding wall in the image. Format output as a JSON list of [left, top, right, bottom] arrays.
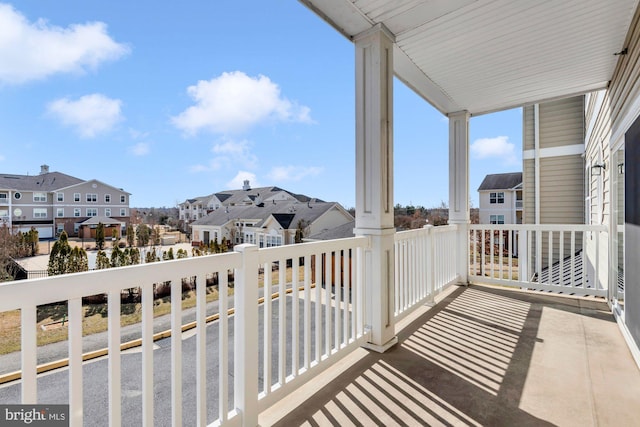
[[523, 96, 585, 269], [585, 5, 640, 352], [523, 97, 585, 226]]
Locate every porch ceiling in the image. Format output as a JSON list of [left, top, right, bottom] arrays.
[[300, 0, 639, 115]]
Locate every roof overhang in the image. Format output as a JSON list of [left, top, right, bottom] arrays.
[[300, 0, 638, 115]]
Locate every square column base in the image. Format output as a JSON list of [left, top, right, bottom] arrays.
[[362, 336, 398, 353]]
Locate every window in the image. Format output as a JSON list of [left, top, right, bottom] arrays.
[[0, 193, 7, 201], [33, 192, 47, 202], [33, 208, 47, 218], [105, 194, 111, 203], [259, 235, 264, 248], [120, 195, 126, 203], [266, 235, 282, 247], [490, 215, 505, 224], [105, 208, 111, 217], [86, 194, 97, 202], [56, 208, 64, 217], [490, 192, 505, 204], [0, 209, 8, 217], [87, 208, 97, 217], [57, 224, 64, 235], [74, 193, 81, 202], [74, 208, 81, 217], [14, 192, 21, 200], [56, 193, 64, 202], [120, 208, 126, 216]]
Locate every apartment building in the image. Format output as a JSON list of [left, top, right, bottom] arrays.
[[478, 172, 523, 225], [178, 180, 318, 231], [0, 165, 131, 238], [191, 198, 354, 248]]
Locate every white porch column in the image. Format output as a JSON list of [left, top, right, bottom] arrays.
[[448, 111, 471, 284], [354, 24, 398, 353]]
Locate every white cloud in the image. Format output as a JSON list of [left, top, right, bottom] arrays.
[[47, 93, 123, 138], [129, 142, 150, 156], [211, 139, 257, 169], [226, 171, 258, 189], [171, 71, 313, 135], [128, 129, 150, 140], [0, 3, 129, 84], [470, 136, 519, 165], [189, 138, 257, 173], [267, 165, 323, 182]]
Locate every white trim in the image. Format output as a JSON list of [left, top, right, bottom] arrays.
[[534, 104, 540, 224], [523, 143, 584, 160], [614, 308, 640, 370], [585, 90, 605, 144], [611, 79, 640, 146]]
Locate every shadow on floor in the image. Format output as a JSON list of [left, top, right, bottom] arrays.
[[272, 285, 617, 426]]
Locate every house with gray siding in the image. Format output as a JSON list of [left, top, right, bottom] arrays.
[[0, 165, 131, 238], [191, 199, 353, 248]]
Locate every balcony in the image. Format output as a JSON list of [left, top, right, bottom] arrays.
[[0, 224, 638, 426], [515, 200, 523, 210]]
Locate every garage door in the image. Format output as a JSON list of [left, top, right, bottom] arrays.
[[37, 227, 54, 239]]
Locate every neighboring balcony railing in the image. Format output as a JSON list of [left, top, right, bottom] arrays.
[[1, 226, 463, 426], [515, 200, 523, 209], [468, 224, 608, 297]]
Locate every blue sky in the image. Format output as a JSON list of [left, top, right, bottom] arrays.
[[0, 1, 522, 210]]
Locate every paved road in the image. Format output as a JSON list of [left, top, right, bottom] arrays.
[[0, 288, 350, 426], [0, 284, 291, 376]]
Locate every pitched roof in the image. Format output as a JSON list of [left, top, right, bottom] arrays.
[[306, 220, 356, 241], [215, 193, 232, 202], [478, 172, 522, 191], [183, 185, 318, 208], [0, 171, 83, 192], [191, 201, 291, 227], [191, 200, 347, 229], [78, 216, 124, 226], [257, 202, 342, 229]]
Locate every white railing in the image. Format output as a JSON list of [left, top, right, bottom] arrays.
[[0, 237, 369, 426], [515, 200, 523, 209], [469, 224, 608, 297], [255, 237, 369, 415], [394, 225, 459, 320]]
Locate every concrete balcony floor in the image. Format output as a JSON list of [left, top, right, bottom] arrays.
[[261, 284, 640, 426]]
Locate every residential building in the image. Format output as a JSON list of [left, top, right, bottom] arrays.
[[520, 96, 587, 272], [0, 165, 131, 238], [523, 96, 586, 226], [178, 180, 316, 231], [4, 2, 640, 426], [191, 198, 354, 248], [477, 172, 522, 225]]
